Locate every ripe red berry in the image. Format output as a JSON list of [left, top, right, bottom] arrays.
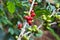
[[27, 20, 32, 25], [34, 2, 38, 5], [31, 10, 34, 13], [24, 16, 33, 20], [31, 12, 36, 17], [28, 0, 32, 4], [18, 24, 23, 29], [27, 16, 33, 20], [24, 16, 28, 19]]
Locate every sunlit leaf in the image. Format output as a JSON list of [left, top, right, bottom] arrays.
[[7, 1, 15, 14]]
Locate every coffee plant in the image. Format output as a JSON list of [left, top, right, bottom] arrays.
[[0, 0, 60, 40]]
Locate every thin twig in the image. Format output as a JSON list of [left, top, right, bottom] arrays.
[[17, 0, 35, 40], [28, 0, 35, 15], [28, 33, 33, 38], [37, 20, 44, 29], [51, 22, 57, 25], [23, 31, 31, 36], [38, 22, 44, 29], [51, 9, 56, 17], [20, 22, 27, 36], [21, 0, 35, 38]]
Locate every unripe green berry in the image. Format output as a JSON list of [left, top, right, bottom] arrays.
[[22, 35, 29, 40], [47, 20, 52, 22], [42, 15, 47, 20]]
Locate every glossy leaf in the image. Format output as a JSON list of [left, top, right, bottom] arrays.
[[8, 27, 14, 35], [7, 1, 15, 14]]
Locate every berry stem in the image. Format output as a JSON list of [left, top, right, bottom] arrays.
[[38, 22, 44, 29], [18, 0, 35, 40], [29, 0, 35, 16], [23, 31, 31, 36], [50, 9, 56, 17], [51, 22, 57, 25], [28, 33, 33, 38]]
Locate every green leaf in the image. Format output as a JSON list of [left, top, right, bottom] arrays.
[[35, 8, 51, 17], [2, 19, 7, 25], [8, 27, 14, 35], [2, 17, 13, 25], [7, 1, 15, 14], [7, 20, 13, 25], [0, 9, 4, 16]]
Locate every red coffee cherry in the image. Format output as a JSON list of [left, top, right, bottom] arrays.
[[31, 12, 36, 17], [24, 10, 35, 25], [34, 2, 38, 5], [18, 24, 23, 29], [28, 0, 32, 4], [27, 20, 32, 25], [24, 16, 28, 19], [31, 10, 34, 13], [24, 16, 33, 20]]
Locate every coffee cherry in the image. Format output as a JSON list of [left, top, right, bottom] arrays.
[[47, 20, 52, 22], [24, 10, 35, 25], [24, 16, 33, 25], [32, 25, 38, 32], [27, 16, 33, 20], [31, 10, 34, 13], [55, 15, 60, 19], [18, 24, 23, 29], [31, 12, 36, 17], [56, 3, 60, 8], [34, 2, 38, 5], [22, 35, 29, 40], [33, 25, 37, 29], [24, 16, 28, 19], [48, 23, 51, 27], [28, 0, 32, 4], [27, 20, 32, 25], [42, 15, 47, 20], [24, 16, 33, 20], [15, 36, 18, 39]]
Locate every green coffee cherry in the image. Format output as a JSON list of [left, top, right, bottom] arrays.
[[55, 15, 60, 19], [48, 23, 51, 26], [56, 3, 60, 8], [47, 15, 51, 18], [46, 15, 52, 22], [42, 15, 47, 20], [22, 35, 29, 40], [32, 25, 37, 32], [15, 36, 18, 39], [32, 29, 36, 32], [47, 20, 52, 22], [32, 25, 37, 29]]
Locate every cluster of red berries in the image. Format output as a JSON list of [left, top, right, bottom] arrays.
[[24, 10, 36, 25], [18, 23, 23, 29]]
